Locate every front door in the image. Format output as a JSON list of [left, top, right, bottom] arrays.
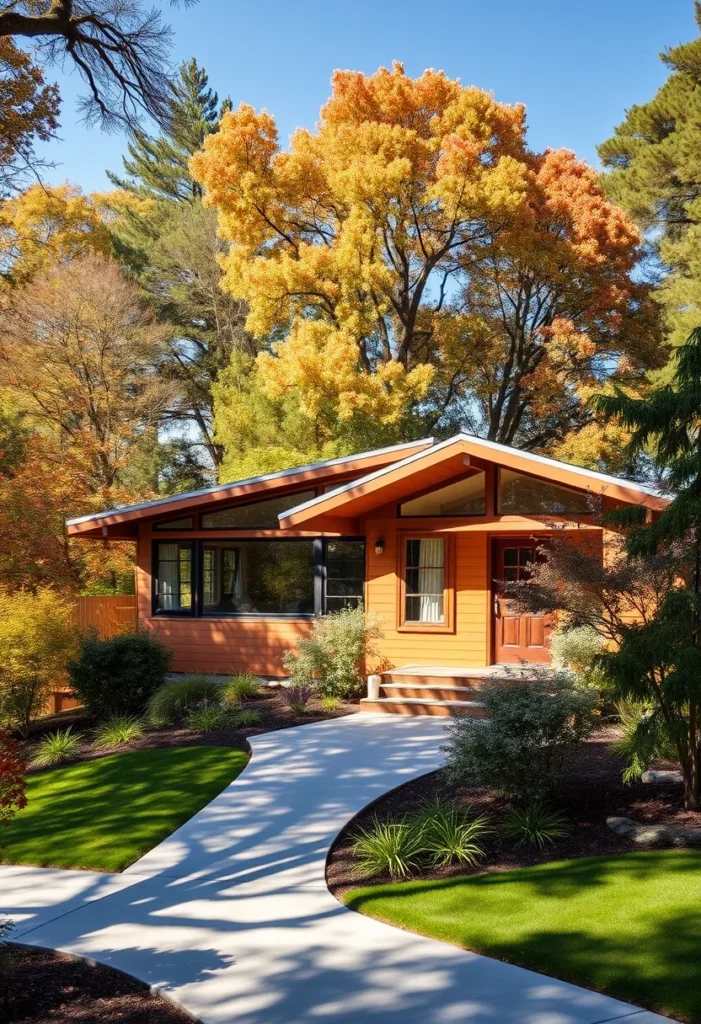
[[492, 539, 552, 664]]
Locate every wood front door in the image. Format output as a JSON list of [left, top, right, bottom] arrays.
[[492, 539, 552, 664]]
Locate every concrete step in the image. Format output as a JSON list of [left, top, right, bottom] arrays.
[[381, 672, 527, 689], [359, 697, 487, 718], [380, 683, 482, 701]]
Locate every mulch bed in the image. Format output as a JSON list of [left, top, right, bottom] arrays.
[[327, 724, 700, 898], [3, 944, 195, 1024], [21, 688, 359, 772]]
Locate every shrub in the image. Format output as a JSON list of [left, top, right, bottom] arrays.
[[613, 701, 679, 784], [94, 714, 144, 749], [0, 915, 14, 975], [0, 730, 27, 831], [283, 606, 383, 699], [32, 726, 82, 768], [147, 674, 220, 726], [501, 801, 570, 850], [320, 695, 341, 712], [185, 701, 227, 733], [69, 630, 171, 720], [443, 674, 596, 803], [352, 816, 425, 879], [412, 798, 489, 868], [221, 673, 261, 706], [281, 683, 314, 715], [550, 625, 602, 675], [0, 589, 79, 735], [234, 708, 261, 728]]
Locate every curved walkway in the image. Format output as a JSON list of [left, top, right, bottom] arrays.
[[2, 715, 671, 1023]]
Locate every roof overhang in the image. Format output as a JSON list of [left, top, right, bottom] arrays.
[[279, 433, 670, 531], [66, 438, 435, 539]]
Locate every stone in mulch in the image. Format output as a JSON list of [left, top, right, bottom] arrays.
[[607, 815, 701, 847]]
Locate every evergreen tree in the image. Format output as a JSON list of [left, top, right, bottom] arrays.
[[596, 327, 701, 809], [108, 57, 225, 205], [107, 58, 250, 474], [599, 5, 701, 351]]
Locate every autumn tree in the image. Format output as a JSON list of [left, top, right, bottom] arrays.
[[192, 63, 658, 474], [0, 253, 174, 491], [0, 36, 58, 196], [599, 4, 701, 355], [0, 181, 111, 285], [0, 0, 194, 134]]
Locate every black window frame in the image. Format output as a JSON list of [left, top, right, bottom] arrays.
[[152, 540, 197, 617], [321, 537, 366, 614], [200, 490, 317, 530]]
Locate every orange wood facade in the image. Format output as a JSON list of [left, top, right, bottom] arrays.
[[70, 435, 667, 677]]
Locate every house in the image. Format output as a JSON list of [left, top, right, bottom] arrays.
[[66, 434, 668, 715]]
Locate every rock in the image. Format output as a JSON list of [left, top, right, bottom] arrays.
[[641, 769, 683, 784], [606, 815, 701, 847]]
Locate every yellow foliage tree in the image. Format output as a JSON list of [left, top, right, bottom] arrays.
[[193, 63, 659, 471]]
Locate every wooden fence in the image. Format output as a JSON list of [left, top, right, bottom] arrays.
[[50, 595, 138, 714]]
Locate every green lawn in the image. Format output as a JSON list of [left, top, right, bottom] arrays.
[[346, 850, 701, 1023], [2, 746, 248, 872]]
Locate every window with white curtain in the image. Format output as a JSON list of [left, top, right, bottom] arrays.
[[155, 542, 192, 612], [404, 538, 445, 623]]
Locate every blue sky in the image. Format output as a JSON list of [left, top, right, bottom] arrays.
[[38, 0, 695, 192]]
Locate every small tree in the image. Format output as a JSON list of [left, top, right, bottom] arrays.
[[0, 589, 78, 735], [283, 606, 383, 699]]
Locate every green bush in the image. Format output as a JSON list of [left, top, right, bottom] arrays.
[[69, 630, 171, 720], [321, 695, 341, 711], [32, 727, 82, 768], [283, 605, 383, 699], [147, 674, 221, 726], [185, 701, 227, 733], [94, 714, 144, 749], [221, 673, 261, 706], [443, 674, 596, 803], [352, 817, 425, 879], [501, 801, 570, 849], [234, 708, 262, 728], [550, 625, 603, 674], [613, 701, 679, 784], [413, 798, 489, 868]]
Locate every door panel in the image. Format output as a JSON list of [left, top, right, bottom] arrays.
[[492, 539, 552, 664]]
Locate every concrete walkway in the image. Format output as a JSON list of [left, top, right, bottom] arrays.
[[2, 715, 672, 1024]]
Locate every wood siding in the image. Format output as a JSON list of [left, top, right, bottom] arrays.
[[71, 595, 137, 636]]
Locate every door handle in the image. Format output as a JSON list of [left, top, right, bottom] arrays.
[[493, 594, 500, 617]]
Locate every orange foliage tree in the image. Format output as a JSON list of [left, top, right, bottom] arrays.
[[0, 37, 58, 196], [192, 63, 659, 462]]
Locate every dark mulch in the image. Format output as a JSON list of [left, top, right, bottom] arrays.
[[21, 688, 359, 772], [327, 724, 700, 898], [3, 944, 195, 1024]]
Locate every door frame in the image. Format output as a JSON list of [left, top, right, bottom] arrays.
[[489, 535, 552, 665]]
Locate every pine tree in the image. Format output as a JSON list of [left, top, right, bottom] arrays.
[[108, 57, 225, 204], [106, 58, 249, 473], [596, 327, 701, 809], [598, 4, 701, 351]]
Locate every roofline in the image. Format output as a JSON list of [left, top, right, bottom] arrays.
[[65, 438, 435, 527], [279, 432, 668, 524]]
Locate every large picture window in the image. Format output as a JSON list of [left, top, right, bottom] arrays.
[[499, 469, 595, 515], [201, 540, 315, 615], [201, 491, 316, 529], [155, 542, 193, 613], [399, 473, 486, 516]]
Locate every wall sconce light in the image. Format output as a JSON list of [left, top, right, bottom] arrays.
[[374, 538, 385, 555]]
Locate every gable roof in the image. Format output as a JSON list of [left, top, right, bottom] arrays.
[[278, 432, 669, 529], [65, 438, 435, 538]]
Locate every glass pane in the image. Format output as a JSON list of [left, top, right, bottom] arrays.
[[154, 516, 193, 530], [202, 490, 316, 529], [400, 472, 486, 516], [503, 567, 518, 582], [156, 542, 192, 613], [404, 538, 446, 623], [326, 595, 362, 612], [519, 547, 535, 565], [406, 568, 420, 594], [324, 540, 364, 613], [201, 540, 315, 614], [503, 548, 518, 566], [326, 580, 364, 598], [499, 469, 595, 515], [405, 594, 444, 623]]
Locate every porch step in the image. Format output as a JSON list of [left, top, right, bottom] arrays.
[[380, 683, 482, 701], [359, 697, 488, 718]]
